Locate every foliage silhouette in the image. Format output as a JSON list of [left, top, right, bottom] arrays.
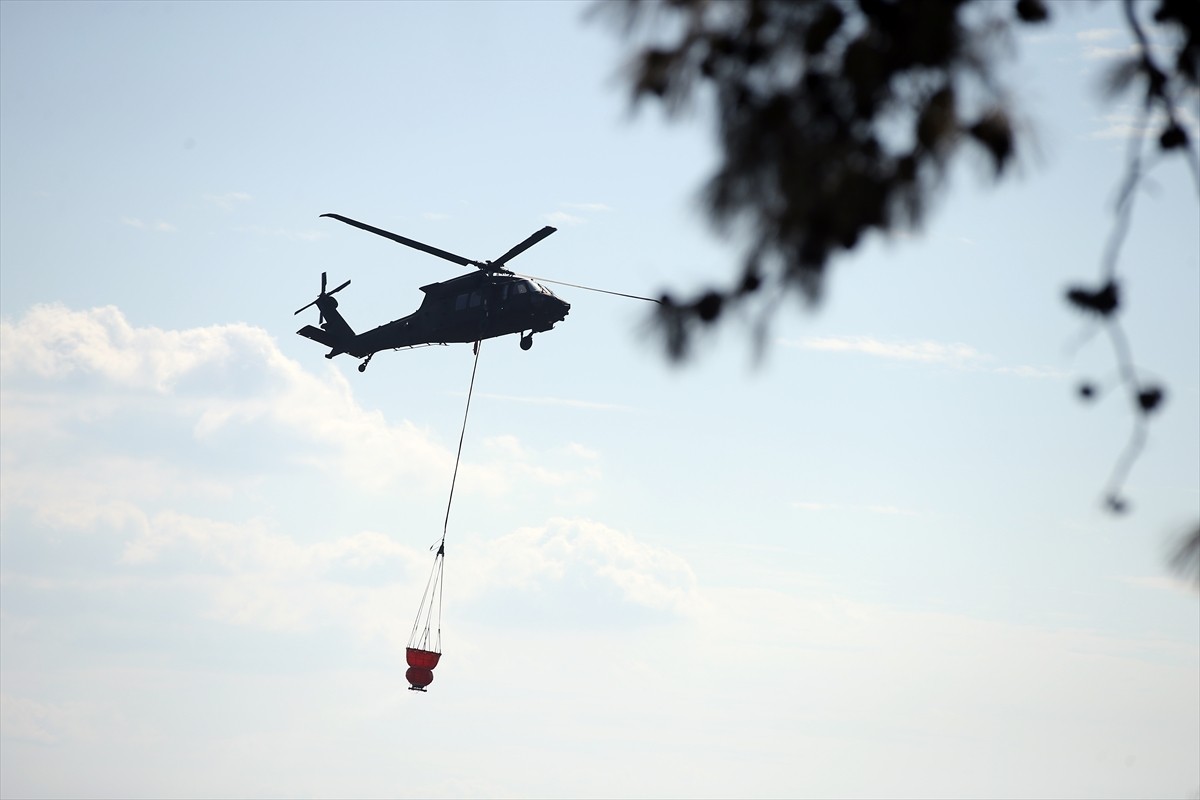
[[598, 0, 1199, 546]]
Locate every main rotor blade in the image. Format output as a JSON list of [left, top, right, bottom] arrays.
[[492, 226, 557, 267], [516, 273, 662, 304], [321, 213, 477, 268]]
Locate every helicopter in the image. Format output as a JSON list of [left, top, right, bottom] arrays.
[[295, 213, 658, 372]]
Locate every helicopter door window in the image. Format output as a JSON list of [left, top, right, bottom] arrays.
[[469, 291, 482, 308], [454, 293, 469, 311]]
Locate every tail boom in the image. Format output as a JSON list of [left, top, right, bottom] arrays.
[[296, 295, 359, 358]]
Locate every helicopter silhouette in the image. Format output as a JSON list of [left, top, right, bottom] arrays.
[[295, 214, 658, 372]]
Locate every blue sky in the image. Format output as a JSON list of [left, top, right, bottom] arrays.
[[1, 1, 1197, 798]]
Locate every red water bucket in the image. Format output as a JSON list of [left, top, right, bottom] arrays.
[[406, 666, 434, 690], [406, 647, 441, 670]]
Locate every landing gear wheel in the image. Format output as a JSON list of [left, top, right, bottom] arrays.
[[520, 334, 533, 351], [358, 353, 375, 373]]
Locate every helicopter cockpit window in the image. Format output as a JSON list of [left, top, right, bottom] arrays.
[[513, 283, 528, 294]]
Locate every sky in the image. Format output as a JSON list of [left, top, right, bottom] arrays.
[[1, 1, 1198, 798]]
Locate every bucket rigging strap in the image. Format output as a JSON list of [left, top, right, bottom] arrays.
[[408, 546, 444, 652]]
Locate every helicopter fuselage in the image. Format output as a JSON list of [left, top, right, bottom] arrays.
[[296, 213, 655, 372], [297, 270, 570, 362]]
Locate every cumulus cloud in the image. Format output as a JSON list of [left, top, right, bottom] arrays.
[[0, 304, 603, 563], [0, 304, 453, 492], [1, 299, 1194, 798], [114, 511, 426, 638], [0, 304, 625, 642], [455, 517, 703, 619], [116, 511, 408, 574], [2, 303, 251, 389]]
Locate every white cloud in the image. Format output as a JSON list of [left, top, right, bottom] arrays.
[[784, 334, 1065, 377], [0, 693, 95, 745], [792, 501, 922, 516], [483, 433, 527, 460], [865, 504, 921, 517], [476, 391, 635, 412], [792, 501, 839, 511], [1089, 111, 1149, 141], [993, 363, 1068, 379], [545, 210, 584, 227], [120, 217, 176, 232], [0, 305, 603, 563], [543, 202, 612, 228], [4, 579, 1195, 799], [1081, 42, 1141, 61], [204, 191, 252, 210], [562, 442, 599, 461], [1115, 575, 1198, 598], [1074, 28, 1176, 65], [2, 309, 1193, 800], [789, 334, 986, 366], [118, 513, 424, 638], [2, 471, 692, 645], [2, 348, 1195, 795], [233, 225, 323, 241], [455, 517, 703, 618], [1077, 28, 1121, 44], [0, 304, 455, 499], [1090, 105, 1200, 142], [117, 511, 409, 574], [2, 303, 243, 388], [470, 432, 602, 495], [561, 202, 611, 212]]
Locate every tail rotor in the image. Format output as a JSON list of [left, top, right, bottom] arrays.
[[294, 271, 351, 324]]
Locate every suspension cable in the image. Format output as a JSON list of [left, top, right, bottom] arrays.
[[441, 341, 483, 548], [409, 341, 483, 654]]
